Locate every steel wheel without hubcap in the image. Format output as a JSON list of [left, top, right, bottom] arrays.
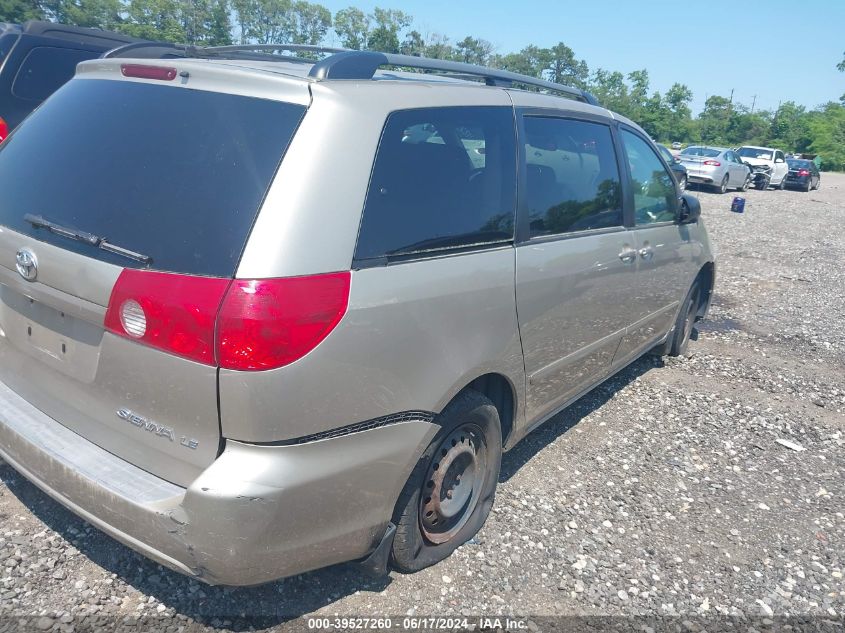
[[419, 424, 487, 544]]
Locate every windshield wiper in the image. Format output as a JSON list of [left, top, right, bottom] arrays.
[[24, 213, 152, 265]]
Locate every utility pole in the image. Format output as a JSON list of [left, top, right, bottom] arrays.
[[750, 94, 757, 114]]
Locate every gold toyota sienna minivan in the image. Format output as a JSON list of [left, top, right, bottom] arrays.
[[0, 45, 714, 585]]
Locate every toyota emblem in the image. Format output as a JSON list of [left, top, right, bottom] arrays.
[[15, 247, 38, 282]]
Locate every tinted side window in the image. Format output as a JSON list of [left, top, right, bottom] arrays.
[[523, 117, 622, 237], [621, 130, 678, 226], [355, 107, 516, 262], [12, 47, 99, 101]]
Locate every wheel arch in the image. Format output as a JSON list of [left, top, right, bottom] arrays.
[[696, 261, 715, 320], [452, 373, 518, 451]]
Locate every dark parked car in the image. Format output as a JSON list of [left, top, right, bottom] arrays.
[[784, 159, 821, 192], [658, 143, 688, 192], [0, 21, 140, 141]]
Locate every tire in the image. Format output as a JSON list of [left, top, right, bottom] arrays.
[[716, 174, 729, 194], [778, 176, 786, 190], [754, 177, 768, 190], [678, 175, 687, 193], [390, 390, 502, 573], [804, 181, 811, 193], [738, 172, 750, 192], [665, 281, 701, 357]]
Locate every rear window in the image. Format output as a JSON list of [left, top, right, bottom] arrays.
[[681, 147, 720, 158], [0, 79, 305, 277], [355, 106, 516, 263], [787, 159, 812, 169], [12, 47, 100, 101]]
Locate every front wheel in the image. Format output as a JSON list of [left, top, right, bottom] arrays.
[[390, 390, 502, 572], [738, 172, 750, 192], [666, 281, 701, 357], [778, 176, 786, 190], [754, 176, 768, 190], [678, 175, 687, 193]]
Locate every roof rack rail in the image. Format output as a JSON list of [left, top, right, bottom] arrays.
[[102, 43, 600, 106], [309, 51, 601, 106], [103, 42, 348, 60]]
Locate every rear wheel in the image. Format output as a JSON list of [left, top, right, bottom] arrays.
[[390, 390, 502, 572], [716, 174, 729, 194], [778, 176, 786, 190]]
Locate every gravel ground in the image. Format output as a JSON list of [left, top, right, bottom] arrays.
[[1, 175, 843, 632]]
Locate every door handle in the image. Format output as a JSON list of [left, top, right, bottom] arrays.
[[639, 246, 654, 260], [618, 248, 637, 264]]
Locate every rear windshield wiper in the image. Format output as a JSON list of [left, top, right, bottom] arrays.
[[24, 213, 152, 265]]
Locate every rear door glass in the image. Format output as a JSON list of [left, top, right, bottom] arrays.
[[0, 79, 305, 277], [522, 116, 623, 237], [12, 47, 100, 101], [355, 106, 516, 263]]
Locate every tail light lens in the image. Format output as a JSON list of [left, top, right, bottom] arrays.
[[217, 272, 350, 371], [0, 117, 8, 143], [703, 160, 721, 166], [105, 270, 351, 370], [104, 270, 230, 365], [798, 169, 810, 177]]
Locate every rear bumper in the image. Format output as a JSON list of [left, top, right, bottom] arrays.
[[0, 378, 437, 585]]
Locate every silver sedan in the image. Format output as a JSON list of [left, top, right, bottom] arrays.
[[678, 146, 750, 193]]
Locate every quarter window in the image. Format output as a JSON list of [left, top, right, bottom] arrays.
[[355, 107, 516, 262], [12, 47, 98, 101], [522, 117, 622, 237], [621, 129, 678, 226]]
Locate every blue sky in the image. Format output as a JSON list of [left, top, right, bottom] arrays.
[[318, 0, 845, 115]]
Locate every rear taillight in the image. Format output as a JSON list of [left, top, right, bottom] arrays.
[[217, 272, 350, 371], [798, 169, 810, 177], [104, 270, 230, 365], [703, 160, 721, 166], [0, 117, 8, 143], [104, 270, 351, 370], [120, 64, 178, 81]]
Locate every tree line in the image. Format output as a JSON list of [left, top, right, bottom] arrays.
[[4, 0, 845, 169]]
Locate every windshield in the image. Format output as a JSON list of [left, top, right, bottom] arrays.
[[681, 147, 720, 158], [0, 79, 305, 277], [738, 147, 773, 160]]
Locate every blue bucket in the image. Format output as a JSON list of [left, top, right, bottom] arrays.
[[731, 196, 745, 213]]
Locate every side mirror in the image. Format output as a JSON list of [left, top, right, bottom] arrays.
[[678, 194, 701, 224]]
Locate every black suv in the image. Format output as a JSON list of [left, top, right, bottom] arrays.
[[0, 21, 140, 141]]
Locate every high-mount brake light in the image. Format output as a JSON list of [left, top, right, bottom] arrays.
[[105, 270, 351, 370], [703, 160, 721, 166], [120, 64, 178, 81]]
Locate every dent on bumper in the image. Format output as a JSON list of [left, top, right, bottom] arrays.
[[0, 380, 437, 585]]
